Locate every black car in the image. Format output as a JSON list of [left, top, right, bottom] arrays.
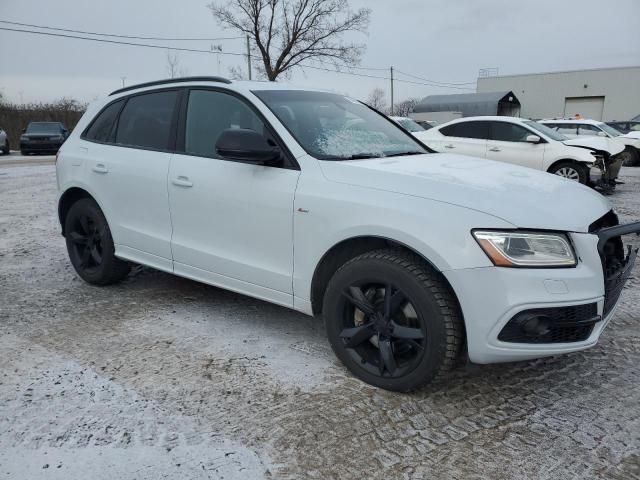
[[606, 121, 640, 134], [20, 122, 69, 155]]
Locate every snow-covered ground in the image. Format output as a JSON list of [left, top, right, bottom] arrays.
[[1, 164, 639, 479]]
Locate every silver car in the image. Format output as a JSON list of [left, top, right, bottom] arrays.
[[0, 128, 9, 155]]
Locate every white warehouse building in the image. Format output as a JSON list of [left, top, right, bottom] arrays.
[[476, 65, 640, 121]]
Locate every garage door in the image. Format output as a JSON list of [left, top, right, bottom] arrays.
[[563, 96, 605, 121]]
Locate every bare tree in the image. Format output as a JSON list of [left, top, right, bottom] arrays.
[[366, 88, 387, 112], [208, 0, 371, 81], [393, 97, 420, 117], [166, 49, 189, 78]]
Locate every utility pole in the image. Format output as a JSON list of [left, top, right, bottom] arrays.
[[390, 66, 394, 115], [120, 76, 126, 88], [246, 35, 252, 80]]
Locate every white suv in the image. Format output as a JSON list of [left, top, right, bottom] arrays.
[[56, 77, 640, 391], [540, 118, 640, 167], [415, 116, 624, 187]]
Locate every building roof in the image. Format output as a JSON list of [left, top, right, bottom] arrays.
[[413, 91, 520, 116]]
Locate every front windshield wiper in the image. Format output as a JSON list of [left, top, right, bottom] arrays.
[[384, 151, 425, 158]]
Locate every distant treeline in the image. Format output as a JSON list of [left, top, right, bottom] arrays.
[[0, 98, 86, 148]]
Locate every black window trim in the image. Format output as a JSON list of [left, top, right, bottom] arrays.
[[81, 87, 181, 154], [175, 86, 300, 171], [488, 120, 548, 144]]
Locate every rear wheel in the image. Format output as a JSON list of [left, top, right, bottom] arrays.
[[65, 198, 130, 285], [323, 249, 464, 391], [1, 139, 8, 154], [549, 161, 588, 184]]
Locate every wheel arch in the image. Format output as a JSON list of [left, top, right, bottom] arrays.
[[309, 235, 462, 318], [546, 158, 590, 174], [58, 187, 98, 236]]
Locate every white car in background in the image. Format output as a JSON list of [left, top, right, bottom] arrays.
[[415, 116, 624, 187], [540, 119, 640, 166], [389, 116, 426, 133]]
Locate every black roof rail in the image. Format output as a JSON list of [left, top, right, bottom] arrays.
[[109, 76, 232, 96]]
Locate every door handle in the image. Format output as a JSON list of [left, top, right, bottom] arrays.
[[489, 147, 501, 152], [444, 144, 455, 149], [92, 163, 108, 173], [172, 176, 193, 188]]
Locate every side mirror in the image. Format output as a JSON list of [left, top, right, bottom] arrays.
[[597, 131, 607, 137], [525, 134, 541, 144], [215, 128, 281, 165], [22, 128, 26, 133]]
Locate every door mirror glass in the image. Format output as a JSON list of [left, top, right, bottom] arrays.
[[215, 128, 281, 165], [597, 130, 607, 137], [525, 134, 541, 143]]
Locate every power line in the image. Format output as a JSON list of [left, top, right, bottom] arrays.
[[0, 20, 243, 42], [0, 27, 249, 57], [394, 69, 477, 87], [0, 26, 476, 90]]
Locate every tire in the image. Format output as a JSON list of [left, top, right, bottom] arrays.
[[1, 140, 8, 155], [548, 161, 588, 184], [20, 150, 29, 156], [64, 198, 130, 285], [322, 249, 464, 392], [621, 147, 640, 167]]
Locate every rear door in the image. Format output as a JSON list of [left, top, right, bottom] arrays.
[[486, 121, 544, 170], [438, 121, 489, 158], [82, 89, 179, 271]]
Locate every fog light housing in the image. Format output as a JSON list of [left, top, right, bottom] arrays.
[[519, 314, 552, 337]]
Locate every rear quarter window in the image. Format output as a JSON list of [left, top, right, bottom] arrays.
[[83, 100, 124, 143]]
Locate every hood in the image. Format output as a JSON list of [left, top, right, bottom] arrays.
[[562, 137, 625, 156], [319, 153, 610, 233]]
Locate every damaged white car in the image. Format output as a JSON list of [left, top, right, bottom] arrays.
[[414, 116, 624, 190]]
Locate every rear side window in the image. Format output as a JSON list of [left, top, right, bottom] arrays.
[[546, 123, 577, 136], [115, 91, 178, 150], [440, 121, 489, 140], [84, 100, 123, 142], [489, 122, 531, 142]]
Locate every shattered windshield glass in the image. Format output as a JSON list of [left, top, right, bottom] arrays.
[[253, 90, 427, 160]]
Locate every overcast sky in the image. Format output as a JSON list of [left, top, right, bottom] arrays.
[[0, 0, 638, 105]]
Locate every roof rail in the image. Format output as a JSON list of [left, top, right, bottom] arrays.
[[109, 76, 232, 96]]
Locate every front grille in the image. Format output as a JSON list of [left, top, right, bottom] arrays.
[[498, 303, 599, 344]]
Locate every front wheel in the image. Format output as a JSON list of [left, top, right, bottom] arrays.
[[1, 140, 8, 154], [323, 249, 464, 391], [549, 161, 588, 184], [621, 147, 640, 167], [65, 198, 130, 285]]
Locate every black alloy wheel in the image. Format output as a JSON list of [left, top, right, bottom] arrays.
[[65, 198, 130, 285], [339, 283, 426, 378], [323, 249, 464, 391]]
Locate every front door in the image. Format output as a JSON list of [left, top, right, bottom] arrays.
[[168, 89, 300, 306], [486, 121, 544, 170]]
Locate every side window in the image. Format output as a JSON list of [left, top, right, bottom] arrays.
[[440, 121, 488, 140], [115, 91, 178, 150], [83, 100, 124, 143], [550, 124, 577, 136], [184, 89, 267, 158], [490, 122, 531, 142], [577, 124, 601, 136]]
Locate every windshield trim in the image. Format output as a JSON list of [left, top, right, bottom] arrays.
[[251, 89, 431, 160]]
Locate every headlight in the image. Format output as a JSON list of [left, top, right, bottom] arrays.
[[20, 135, 28, 140], [50, 135, 64, 141], [473, 230, 577, 267]]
